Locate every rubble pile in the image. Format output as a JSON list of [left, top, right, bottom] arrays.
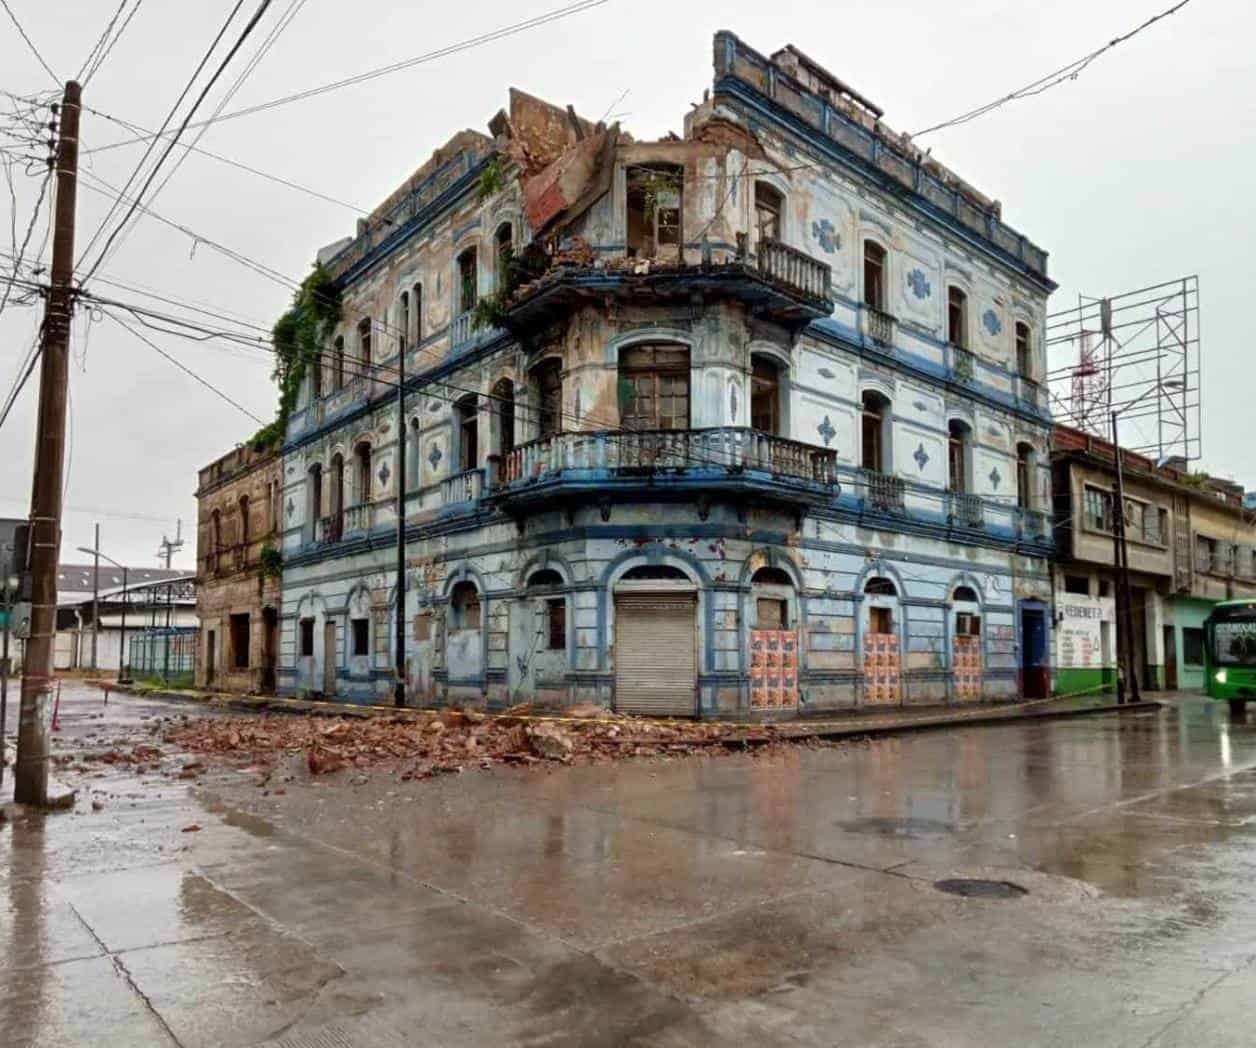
[[155, 706, 778, 780]]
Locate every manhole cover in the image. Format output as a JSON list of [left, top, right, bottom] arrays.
[[933, 878, 1028, 899]]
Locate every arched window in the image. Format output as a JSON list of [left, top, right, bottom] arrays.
[[307, 464, 323, 539], [528, 569, 565, 651], [861, 390, 891, 473], [750, 355, 781, 436], [621, 565, 690, 583], [354, 441, 372, 504], [399, 292, 409, 353], [1016, 321, 1032, 378], [620, 344, 690, 431], [533, 359, 563, 439], [947, 286, 968, 348], [238, 495, 250, 548], [457, 248, 478, 314], [863, 241, 886, 312], [450, 580, 481, 631], [407, 418, 421, 490], [357, 319, 372, 376], [495, 222, 513, 287], [953, 585, 979, 603], [456, 395, 478, 471], [755, 182, 783, 243], [330, 453, 345, 538], [333, 336, 345, 391], [752, 565, 793, 629], [412, 283, 423, 343], [864, 576, 897, 635], [1016, 442, 1035, 510], [865, 577, 897, 597], [948, 420, 971, 492]]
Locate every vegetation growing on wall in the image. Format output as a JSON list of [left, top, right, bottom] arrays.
[[259, 543, 283, 578], [250, 264, 342, 450], [471, 242, 551, 331], [477, 155, 507, 202]]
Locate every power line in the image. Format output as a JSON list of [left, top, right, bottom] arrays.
[[80, 0, 146, 88], [913, 0, 1194, 138], [82, 0, 613, 156], [0, 168, 50, 318], [76, 0, 127, 83], [105, 309, 267, 423], [0, 0, 58, 87]]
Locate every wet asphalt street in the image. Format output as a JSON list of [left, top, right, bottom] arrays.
[[4, 684, 1256, 1047]]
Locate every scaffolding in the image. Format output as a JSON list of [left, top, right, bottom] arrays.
[[1046, 276, 1201, 465]]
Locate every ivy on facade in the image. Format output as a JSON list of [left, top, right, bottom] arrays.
[[251, 264, 343, 450]]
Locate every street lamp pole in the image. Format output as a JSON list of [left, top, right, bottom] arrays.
[[76, 546, 129, 684]]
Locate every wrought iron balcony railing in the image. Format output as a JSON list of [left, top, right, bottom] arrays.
[[861, 469, 906, 512], [757, 238, 831, 302], [503, 427, 837, 488], [949, 491, 984, 529], [952, 345, 975, 383]]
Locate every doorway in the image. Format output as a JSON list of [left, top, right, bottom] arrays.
[[323, 619, 337, 696], [1163, 625, 1178, 690], [1020, 606, 1048, 699], [261, 607, 278, 694], [206, 630, 216, 686]]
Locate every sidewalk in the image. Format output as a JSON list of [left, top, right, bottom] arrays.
[[91, 680, 1161, 745]]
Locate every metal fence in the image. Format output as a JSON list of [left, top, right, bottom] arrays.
[[127, 627, 197, 687]]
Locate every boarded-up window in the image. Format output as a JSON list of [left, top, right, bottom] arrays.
[[413, 613, 431, 642], [756, 597, 786, 630]]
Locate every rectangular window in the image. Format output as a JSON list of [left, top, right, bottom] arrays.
[[955, 612, 981, 637], [626, 165, 683, 258], [1123, 499, 1144, 540], [1143, 506, 1165, 545], [230, 613, 250, 669], [1183, 627, 1205, 666], [863, 242, 886, 311], [869, 607, 893, 635], [1083, 487, 1112, 532], [1196, 536, 1216, 574], [1064, 575, 1090, 596], [458, 249, 478, 313], [861, 408, 883, 472], [546, 599, 566, 651], [351, 617, 369, 657], [413, 613, 431, 642], [300, 618, 314, 656], [620, 345, 690, 431], [947, 287, 967, 348]]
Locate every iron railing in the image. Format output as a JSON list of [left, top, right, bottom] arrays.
[[861, 470, 906, 512], [451, 310, 474, 347], [317, 502, 373, 543], [950, 492, 984, 528], [952, 345, 975, 383], [503, 427, 837, 487], [757, 238, 831, 301], [865, 306, 895, 346]]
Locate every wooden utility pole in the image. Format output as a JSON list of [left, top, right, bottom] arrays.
[[14, 81, 80, 806]]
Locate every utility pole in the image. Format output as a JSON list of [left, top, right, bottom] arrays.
[[90, 522, 99, 671], [1110, 412, 1142, 706], [394, 328, 407, 708], [15, 81, 80, 806], [157, 519, 184, 570]]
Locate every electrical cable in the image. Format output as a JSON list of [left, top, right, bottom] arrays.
[[913, 0, 1194, 138], [0, 167, 49, 317], [82, 0, 612, 156], [76, 0, 128, 84], [74, 0, 250, 275], [81, 0, 145, 87], [0, 0, 58, 87]]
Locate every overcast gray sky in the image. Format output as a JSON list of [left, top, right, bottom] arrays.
[[0, 0, 1249, 569]]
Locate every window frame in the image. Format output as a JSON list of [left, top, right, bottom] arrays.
[[299, 618, 315, 657], [457, 247, 478, 314], [947, 286, 968, 349], [230, 612, 251, 670], [350, 617, 370, 657], [863, 240, 887, 312], [1015, 320, 1033, 379], [619, 343, 690, 432], [754, 181, 784, 244]]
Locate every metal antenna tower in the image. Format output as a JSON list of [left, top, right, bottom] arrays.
[[157, 518, 184, 569]]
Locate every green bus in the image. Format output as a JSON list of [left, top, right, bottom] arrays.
[[1204, 599, 1256, 713]]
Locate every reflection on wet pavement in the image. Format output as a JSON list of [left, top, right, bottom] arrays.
[[4, 685, 1256, 1045]]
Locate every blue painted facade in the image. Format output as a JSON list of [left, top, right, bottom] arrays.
[[276, 35, 1055, 716]]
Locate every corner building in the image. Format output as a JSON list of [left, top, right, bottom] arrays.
[[277, 34, 1056, 716]]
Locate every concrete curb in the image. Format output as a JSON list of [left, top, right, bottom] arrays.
[[91, 681, 1163, 746]]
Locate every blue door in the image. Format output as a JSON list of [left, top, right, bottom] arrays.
[[1020, 606, 1048, 699]]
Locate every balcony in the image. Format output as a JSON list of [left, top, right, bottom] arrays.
[[441, 468, 484, 506], [493, 427, 837, 514], [451, 310, 474, 348], [860, 470, 906, 512], [949, 491, 984, 529], [951, 345, 975, 383], [501, 241, 832, 337], [316, 502, 374, 544], [757, 239, 831, 302], [863, 306, 896, 347], [1019, 508, 1048, 540], [1019, 376, 1041, 410]]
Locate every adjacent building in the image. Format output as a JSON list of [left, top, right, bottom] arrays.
[[195, 444, 283, 692], [275, 33, 1057, 715], [1050, 424, 1256, 693]]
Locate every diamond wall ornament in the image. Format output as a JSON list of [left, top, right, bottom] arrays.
[[989, 466, 1001, 490], [285, 498, 295, 519], [818, 368, 835, 380], [913, 400, 929, 412], [378, 462, 390, 488], [982, 309, 1002, 336], [913, 443, 929, 470], [817, 415, 836, 447], [730, 385, 739, 422], [428, 443, 442, 470], [907, 268, 932, 300]]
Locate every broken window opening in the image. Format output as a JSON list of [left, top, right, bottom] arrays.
[[861, 390, 890, 473], [495, 222, 514, 288], [947, 287, 968, 348], [358, 318, 372, 376], [492, 378, 516, 463], [750, 355, 781, 436], [754, 182, 783, 244], [451, 581, 481, 630], [546, 599, 566, 651], [457, 395, 479, 472], [1016, 321, 1032, 379], [351, 617, 369, 657], [533, 359, 563, 439], [330, 454, 346, 537], [412, 284, 423, 343], [457, 248, 478, 314], [299, 618, 315, 657], [948, 420, 970, 493], [955, 612, 981, 637], [1016, 442, 1034, 511], [619, 344, 690, 431], [626, 164, 683, 260], [354, 442, 372, 505], [869, 606, 894, 634], [230, 613, 250, 669]]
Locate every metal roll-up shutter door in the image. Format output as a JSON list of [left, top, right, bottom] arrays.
[[614, 592, 697, 715]]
